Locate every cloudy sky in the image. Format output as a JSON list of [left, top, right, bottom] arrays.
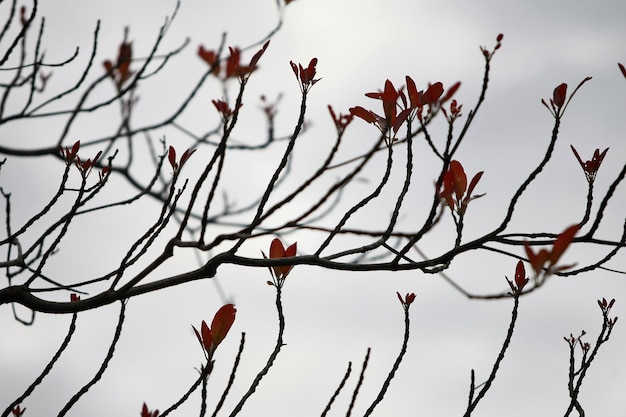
[[1, 0, 626, 416]]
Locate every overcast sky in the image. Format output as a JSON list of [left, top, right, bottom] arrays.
[[2, 0, 626, 416]]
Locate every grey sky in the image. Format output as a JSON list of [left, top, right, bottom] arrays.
[[1, 0, 625, 416]]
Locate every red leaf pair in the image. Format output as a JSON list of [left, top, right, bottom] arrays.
[[60, 140, 81, 163], [192, 304, 237, 359], [11, 405, 25, 417], [349, 79, 412, 144], [268, 238, 297, 280], [198, 41, 269, 81], [438, 160, 484, 215], [571, 146, 608, 184], [212, 99, 242, 123], [290, 58, 320, 92], [103, 42, 134, 91], [524, 225, 579, 275], [598, 297, 615, 313], [198, 46, 219, 75], [406, 76, 461, 113], [167, 146, 196, 172], [76, 151, 102, 177], [328, 105, 353, 135], [441, 99, 463, 122], [396, 292, 416, 307], [141, 403, 158, 417], [541, 77, 592, 118]]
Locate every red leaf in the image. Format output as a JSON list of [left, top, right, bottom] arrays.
[[290, 61, 298, 78], [440, 170, 456, 209], [405, 293, 416, 304], [168, 146, 177, 169], [118, 42, 132, 66], [198, 46, 220, 76], [201, 320, 213, 354], [270, 237, 286, 259], [550, 224, 579, 265], [422, 82, 444, 106], [449, 160, 467, 199], [91, 150, 102, 167], [103, 60, 113, 74], [553, 83, 567, 108], [393, 108, 411, 134], [349, 106, 379, 124], [304, 58, 318, 84], [441, 81, 461, 104], [282, 242, 297, 277], [198, 46, 217, 65], [249, 40, 270, 68], [405, 76, 421, 108], [570, 145, 585, 169], [180, 148, 196, 168], [285, 242, 297, 258], [514, 260, 527, 290], [467, 171, 483, 196], [381, 79, 399, 123], [210, 303, 236, 350], [226, 47, 241, 78], [524, 242, 549, 274]]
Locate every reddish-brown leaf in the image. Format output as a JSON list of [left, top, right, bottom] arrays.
[[550, 224, 579, 265], [200, 320, 213, 353], [378, 79, 400, 127], [198, 46, 217, 64], [118, 42, 132, 65], [168, 146, 177, 169], [304, 58, 318, 84], [103, 60, 113, 74], [285, 242, 297, 258], [270, 237, 286, 259], [349, 106, 379, 124], [180, 148, 196, 168], [467, 171, 483, 197], [405, 293, 416, 304], [441, 81, 461, 104], [290, 61, 298, 78], [514, 260, 527, 290], [249, 40, 270, 68], [449, 160, 467, 199], [210, 304, 236, 350], [524, 242, 550, 275], [553, 83, 567, 108], [226, 47, 241, 78], [405, 76, 421, 108], [396, 291, 404, 304], [619, 63, 626, 79], [570, 145, 585, 169], [393, 108, 412, 134], [192, 324, 203, 351], [269, 238, 286, 277], [422, 82, 444, 106]]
